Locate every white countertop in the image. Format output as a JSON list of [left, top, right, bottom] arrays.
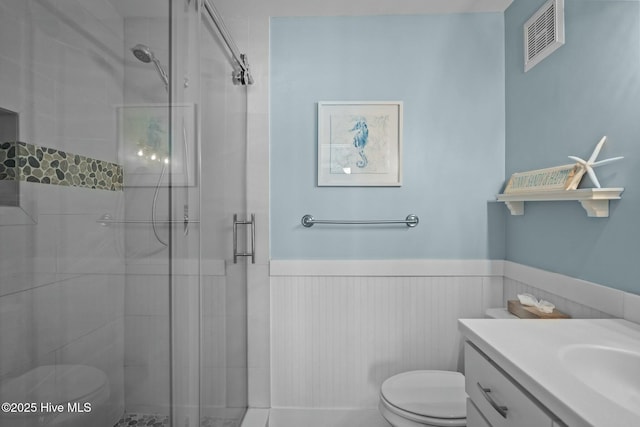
[[458, 318, 640, 427]]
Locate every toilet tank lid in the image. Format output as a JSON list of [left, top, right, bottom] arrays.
[[381, 370, 466, 419], [0, 365, 108, 404]]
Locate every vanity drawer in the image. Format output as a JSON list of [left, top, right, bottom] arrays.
[[467, 398, 491, 427], [465, 342, 554, 427]]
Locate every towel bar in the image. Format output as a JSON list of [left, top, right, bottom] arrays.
[[301, 214, 418, 228]]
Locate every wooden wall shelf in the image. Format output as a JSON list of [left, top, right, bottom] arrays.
[[496, 188, 624, 217]]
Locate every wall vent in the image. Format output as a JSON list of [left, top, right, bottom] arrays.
[[524, 0, 564, 72]]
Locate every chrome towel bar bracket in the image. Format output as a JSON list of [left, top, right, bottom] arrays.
[[301, 214, 419, 228]]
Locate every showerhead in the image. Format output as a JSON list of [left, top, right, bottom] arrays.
[[131, 44, 154, 63], [131, 44, 169, 91]]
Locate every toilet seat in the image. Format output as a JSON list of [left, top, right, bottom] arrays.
[[380, 370, 466, 427]]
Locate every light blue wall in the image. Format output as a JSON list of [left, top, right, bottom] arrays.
[[505, 0, 640, 293], [270, 14, 506, 259]]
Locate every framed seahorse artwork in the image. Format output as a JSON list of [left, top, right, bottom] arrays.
[[317, 101, 402, 186], [117, 103, 196, 187]]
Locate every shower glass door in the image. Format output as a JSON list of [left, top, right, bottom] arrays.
[[120, 0, 178, 425], [170, 0, 249, 426], [0, 0, 246, 426], [0, 1, 178, 427], [197, 2, 249, 425]]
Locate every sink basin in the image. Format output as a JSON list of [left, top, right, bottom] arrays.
[[559, 344, 640, 415]]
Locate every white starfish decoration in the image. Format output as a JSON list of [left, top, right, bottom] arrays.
[[568, 136, 624, 188]]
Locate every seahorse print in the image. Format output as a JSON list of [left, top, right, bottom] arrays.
[[350, 118, 369, 168]]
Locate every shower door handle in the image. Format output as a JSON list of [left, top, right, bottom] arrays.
[[233, 214, 255, 264]]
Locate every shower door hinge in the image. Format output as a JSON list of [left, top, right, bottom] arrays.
[[233, 213, 255, 264]]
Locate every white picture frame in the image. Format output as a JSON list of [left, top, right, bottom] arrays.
[[117, 103, 197, 187], [317, 101, 402, 186]]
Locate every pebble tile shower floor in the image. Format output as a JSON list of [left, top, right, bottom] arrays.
[[113, 413, 241, 427]]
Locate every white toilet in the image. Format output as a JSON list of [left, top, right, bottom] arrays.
[[378, 308, 516, 426], [0, 364, 110, 427], [379, 370, 466, 426]]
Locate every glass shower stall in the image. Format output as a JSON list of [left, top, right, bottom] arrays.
[[0, 0, 250, 426]]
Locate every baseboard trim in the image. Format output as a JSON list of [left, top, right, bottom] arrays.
[[241, 409, 269, 427]]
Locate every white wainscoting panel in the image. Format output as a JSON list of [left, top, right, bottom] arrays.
[[502, 261, 628, 318], [268, 408, 389, 427], [624, 292, 640, 324], [502, 277, 613, 319], [502, 261, 624, 317], [271, 274, 501, 408]]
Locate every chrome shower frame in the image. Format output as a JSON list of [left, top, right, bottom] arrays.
[[202, 0, 253, 85]]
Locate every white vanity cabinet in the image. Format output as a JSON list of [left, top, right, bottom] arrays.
[[464, 342, 564, 427], [466, 397, 491, 427], [459, 318, 640, 426]]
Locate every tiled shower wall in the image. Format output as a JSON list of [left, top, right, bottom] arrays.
[[123, 263, 247, 417], [0, 1, 126, 426], [122, 272, 170, 412], [120, 11, 172, 416]]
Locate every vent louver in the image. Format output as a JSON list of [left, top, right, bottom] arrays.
[[524, 0, 564, 72]]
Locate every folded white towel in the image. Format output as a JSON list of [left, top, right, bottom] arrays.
[[536, 300, 555, 314], [517, 293, 555, 313], [517, 293, 539, 306]]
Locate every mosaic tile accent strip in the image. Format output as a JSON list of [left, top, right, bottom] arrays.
[[112, 413, 241, 427], [0, 141, 123, 191]]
